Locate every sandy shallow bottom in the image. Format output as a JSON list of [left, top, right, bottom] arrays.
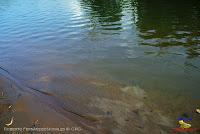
[[0, 70, 200, 134]]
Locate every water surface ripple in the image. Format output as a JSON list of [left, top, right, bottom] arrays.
[[0, 0, 200, 98]]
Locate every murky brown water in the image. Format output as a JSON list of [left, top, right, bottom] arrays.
[[0, 66, 200, 133]]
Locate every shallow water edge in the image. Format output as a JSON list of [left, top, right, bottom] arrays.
[[0, 67, 199, 134]]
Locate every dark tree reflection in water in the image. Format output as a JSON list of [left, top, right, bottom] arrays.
[[80, 0, 200, 58], [79, 0, 200, 97]]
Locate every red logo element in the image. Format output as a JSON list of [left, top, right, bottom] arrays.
[[172, 128, 200, 134]]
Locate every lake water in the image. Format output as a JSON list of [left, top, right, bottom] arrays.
[[0, 0, 200, 98], [0, 0, 200, 133]]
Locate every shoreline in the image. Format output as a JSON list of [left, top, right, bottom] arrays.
[[0, 71, 199, 134]]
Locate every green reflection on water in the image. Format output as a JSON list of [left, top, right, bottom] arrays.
[[80, 0, 200, 58]]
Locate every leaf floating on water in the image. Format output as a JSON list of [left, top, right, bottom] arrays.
[[5, 117, 14, 126], [8, 105, 12, 109], [196, 108, 200, 114]]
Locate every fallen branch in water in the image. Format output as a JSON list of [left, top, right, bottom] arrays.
[[28, 86, 98, 122], [0, 66, 10, 74]]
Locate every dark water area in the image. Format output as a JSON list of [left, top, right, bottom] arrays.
[[0, 0, 200, 133]]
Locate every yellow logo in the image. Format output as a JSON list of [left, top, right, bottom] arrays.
[[178, 120, 191, 129]]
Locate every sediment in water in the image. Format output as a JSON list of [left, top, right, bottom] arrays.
[[0, 71, 199, 134]]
